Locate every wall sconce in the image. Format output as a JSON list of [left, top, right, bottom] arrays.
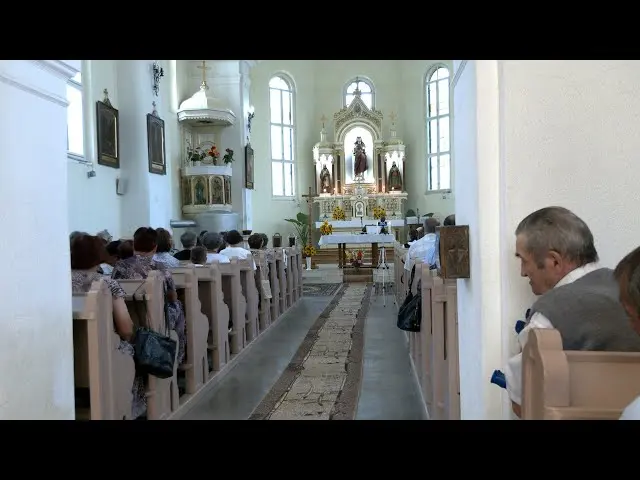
[[152, 61, 164, 97], [247, 105, 255, 134]]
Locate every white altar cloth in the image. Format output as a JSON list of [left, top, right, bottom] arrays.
[[315, 219, 404, 229], [318, 233, 396, 246]]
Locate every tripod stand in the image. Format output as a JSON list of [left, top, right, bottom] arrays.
[[375, 245, 389, 306]]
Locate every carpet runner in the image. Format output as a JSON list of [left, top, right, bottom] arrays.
[[249, 283, 373, 420]]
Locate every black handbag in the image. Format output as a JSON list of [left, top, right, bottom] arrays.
[[130, 283, 177, 379], [397, 265, 422, 332]]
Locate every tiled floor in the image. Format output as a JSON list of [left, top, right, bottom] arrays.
[[181, 287, 426, 420]]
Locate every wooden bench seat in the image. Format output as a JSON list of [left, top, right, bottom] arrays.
[[118, 271, 179, 420], [73, 279, 136, 420], [522, 329, 640, 420]]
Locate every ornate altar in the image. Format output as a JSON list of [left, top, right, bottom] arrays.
[[312, 87, 408, 230]]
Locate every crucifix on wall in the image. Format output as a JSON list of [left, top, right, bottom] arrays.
[[301, 186, 318, 246]]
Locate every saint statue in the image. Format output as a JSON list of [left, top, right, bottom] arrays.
[[353, 137, 368, 176], [387, 161, 402, 191], [320, 165, 332, 192]]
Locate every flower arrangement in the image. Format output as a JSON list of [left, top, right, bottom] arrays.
[[332, 206, 346, 221], [223, 148, 234, 164], [207, 145, 220, 163], [320, 220, 333, 236], [373, 206, 386, 219], [348, 249, 364, 268], [188, 146, 206, 164], [303, 244, 317, 258]]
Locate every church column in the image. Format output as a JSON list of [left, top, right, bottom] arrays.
[[208, 61, 255, 230], [0, 60, 80, 419], [452, 60, 507, 420], [116, 60, 155, 235]]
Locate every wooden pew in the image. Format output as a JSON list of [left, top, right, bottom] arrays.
[[237, 257, 260, 344], [405, 261, 460, 420], [285, 247, 295, 306], [268, 250, 281, 321], [275, 248, 287, 313], [394, 242, 410, 306], [170, 266, 210, 395], [193, 263, 230, 373], [522, 329, 640, 420], [72, 279, 135, 420], [427, 273, 459, 420], [118, 271, 180, 420], [293, 245, 303, 301], [217, 259, 247, 356], [254, 250, 273, 332]]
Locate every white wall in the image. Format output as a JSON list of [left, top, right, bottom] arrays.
[[454, 59, 640, 419], [67, 60, 182, 239], [249, 60, 456, 240], [0, 60, 79, 419]]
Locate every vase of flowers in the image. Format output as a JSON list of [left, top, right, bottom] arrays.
[[303, 244, 316, 270], [320, 220, 333, 236], [373, 206, 386, 220], [207, 145, 220, 165], [223, 148, 234, 164], [332, 206, 346, 221], [348, 249, 364, 270], [188, 146, 206, 166]]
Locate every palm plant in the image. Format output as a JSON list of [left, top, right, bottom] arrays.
[[284, 212, 309, 245]]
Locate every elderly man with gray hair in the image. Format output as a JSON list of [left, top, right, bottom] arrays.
[[173, 231, 198, 261], [404, 217, 440, 272], [202, 232, 230, 264], [504, 206, 640, 418]]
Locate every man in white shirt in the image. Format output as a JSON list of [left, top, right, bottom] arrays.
[[504, 206, 640, 418], [219, 230, 256, 270], [201, 232, 230, 265], [613, 245, 640, 420], [404, 217, 440, 273]]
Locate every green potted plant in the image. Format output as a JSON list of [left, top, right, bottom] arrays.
[[284, 212, 309, 246]]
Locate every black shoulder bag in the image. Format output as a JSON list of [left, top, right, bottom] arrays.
[[129, 282, 177, 379], [397, 265, 422, 332]]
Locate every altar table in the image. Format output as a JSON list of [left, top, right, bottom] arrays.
[[318, 233, 395, 269]]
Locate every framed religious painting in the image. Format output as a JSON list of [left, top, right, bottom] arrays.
[[95, 92, 120, 168], [147, 113, 166, 175], [245, 143, 254, 189]]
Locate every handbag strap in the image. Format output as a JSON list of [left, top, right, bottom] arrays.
[[408, 264, 416, 291]]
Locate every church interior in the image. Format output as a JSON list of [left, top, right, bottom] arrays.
[[3, 59, 640, 420]]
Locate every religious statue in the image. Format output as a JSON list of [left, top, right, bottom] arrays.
[[387, 161, 402, 191], [320, 165, 332, 192], [353, 136, 368, 176]]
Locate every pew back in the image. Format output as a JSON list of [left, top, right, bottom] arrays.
[[522, 329, 640, 420], [117, 271, 179, 420], [72, 279, 135, 420]]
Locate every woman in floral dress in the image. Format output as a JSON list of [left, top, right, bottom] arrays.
[[111, 227, 186, 365], [70, 234, 147, 419]]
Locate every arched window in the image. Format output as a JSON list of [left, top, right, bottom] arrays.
[[269, 74, 296, 197], [67, 63, 85, 160], [426, 66, 451, 191], [344, 77, 374, 109]]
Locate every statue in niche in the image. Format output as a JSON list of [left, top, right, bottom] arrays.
[[212, 177, 224, 204], [320, 165, 332, 192], [194, 178, 206, 205], [387, 161, 402, 191], [353, 137, 368, 176]]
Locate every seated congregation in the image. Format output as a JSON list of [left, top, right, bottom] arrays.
[[394, 207, 640, 420], [70, 226, 302, 420]]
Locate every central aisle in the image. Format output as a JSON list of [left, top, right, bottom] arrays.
[[181, 283, 426, 420]]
